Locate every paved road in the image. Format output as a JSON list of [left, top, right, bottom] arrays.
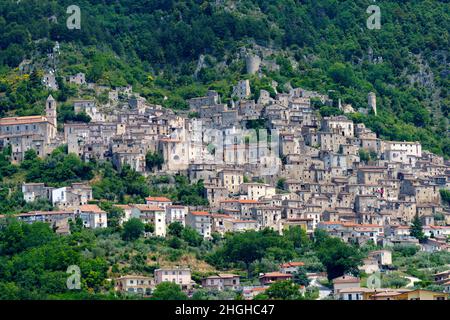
[[309, 277, 332, 300], [404, 276, 421, 288]]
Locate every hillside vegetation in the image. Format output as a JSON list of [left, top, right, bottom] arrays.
[[0, 0, 449, 156]]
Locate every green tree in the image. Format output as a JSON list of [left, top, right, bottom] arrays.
[[181, 226, 203, 247], [283, 226, 310, 250], [319, 106, 343, 117], [440, 189, 450, 206], [168, 222, 184, 238], [328, 62, 356, 87], [206, 229, 295, 270], [145, 151, 164, 171], [144, 223, 155, 234], [0, 218, 26, 255], [98, 202, 124, 229], [276, 178, 286, 190], [315, 232, 363, 280], [168, 237, 183, 249], [359, 149, 370, 163], [122, 218, 144, 241], [80, 257, 109, 292], [292, 267, 310, 287], [151, 282, 188, 300], [266, 280, 303, 300], [410, 214, 426, 243]]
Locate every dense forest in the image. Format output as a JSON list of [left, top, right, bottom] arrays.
[[0, 0, 449, 156]]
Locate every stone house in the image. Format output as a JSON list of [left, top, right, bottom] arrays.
[[186, 210, 212, 239], [259, 272, 292, 285], [131, 204, 166, 237], [114, 204, 133, 224], [0, 210, 75, 234], [239, 182, 276, 200], [400, 179, 441, 204], [223, 219, 259, 233], [74, 100, 104, 122], [201, 274, 241, 291], [321, 116, 354, 138], [165, 205, 187, 227], [75, 204, 108, 229], [115, 275, 154, 296], [154, 267, 193, 291], [68, 73, 86, 85], [145, 196, 173, 209], [383, 141, 422, 165], [43, 72, 58, 90], [51, 183, 93, 209], [22, 183, 53, 203], [332, 275, 361, 296], [204, 185, 229, 208], [218, 169, 244, 193], [252, 206, 282, 231], [232, 80, 251, 100], [357, 166, 386, 185]]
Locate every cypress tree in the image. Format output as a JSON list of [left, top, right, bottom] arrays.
[[410, 214, 426, 243]]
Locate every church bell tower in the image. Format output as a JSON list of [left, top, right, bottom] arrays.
[[46, 95, 57, 129]]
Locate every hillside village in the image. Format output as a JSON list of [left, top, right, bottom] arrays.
[[1, 70, 450, 300]]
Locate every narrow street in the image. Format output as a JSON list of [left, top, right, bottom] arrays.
[[309, 277, 332, 300], [404, 276, 421, 288]]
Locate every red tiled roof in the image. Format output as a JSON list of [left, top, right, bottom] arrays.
[[79, 204, 105, 214], [221, 199, 239, 203], [251, 287, 268, 292], [239, 199, 260, 204], [145, 196, 172, 202], [133, 204, 165, 211], [0, 211, 73, 218], [0, 115, 49, 125], [332, 275, 360, 284], [280, 261, 305, 268], [114, 204, 132, 210], [206, 274, 240, 279], [190, 211, 210, 216], [320, 221, 343, 225], [210, 214, 232, 219], [220, 199, 262, 204], [260, 272, 293, 278], [229, 219, 258, 223]]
